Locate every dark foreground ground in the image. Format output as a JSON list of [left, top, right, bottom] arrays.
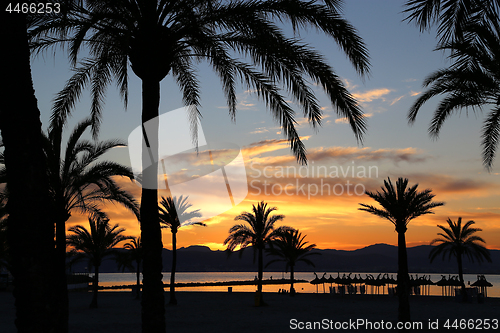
[[0, 291, 498, 332]]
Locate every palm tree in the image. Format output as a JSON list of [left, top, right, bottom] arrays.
[[429, 217, 492, 300], [404, 2, 500, 170], [265, 229, 320, 295], [31, 1, 370, 329], [67, 213, 131, 308], [159, 196, 203, 305], [224, 201, 291, 305], [0, 10, 60, 332], [44, 117, 138, 325], [403, 0, 500, 44], [116, 236, 143, 300], [407, 21, 500, 170], [359, 177, 444, 323], [44, 117, 138, 272]]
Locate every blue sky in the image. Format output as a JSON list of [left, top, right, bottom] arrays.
[[29, 0, 500, 250]]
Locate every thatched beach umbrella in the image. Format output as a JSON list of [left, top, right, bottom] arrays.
[[320, 273, 328, 293], [471, 275, 493, 297], [310, 273, 321, 293], [327, 275, 335, 292], [435, 275, 449, 297]]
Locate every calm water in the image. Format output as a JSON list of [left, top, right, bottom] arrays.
[[98, 272, 500, 297]]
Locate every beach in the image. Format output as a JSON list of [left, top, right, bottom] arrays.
[[1, 291, 499, 332]]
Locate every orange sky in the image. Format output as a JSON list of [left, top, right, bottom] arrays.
[[65, 139, 500, 252]]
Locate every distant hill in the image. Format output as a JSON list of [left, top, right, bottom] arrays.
[[69, 243, 500, 275]]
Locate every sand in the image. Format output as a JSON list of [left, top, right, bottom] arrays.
[[0, 291, 499, 332]]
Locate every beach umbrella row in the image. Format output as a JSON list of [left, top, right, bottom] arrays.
[[309, 273, 494, 297]]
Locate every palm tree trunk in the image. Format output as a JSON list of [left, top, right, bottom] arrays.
[[55, 212, 69, 332], [136, 260, 141, 300], [140, 76, 166, 333], [90, 265, 99, 308], [255, 246, 264, 306], [169, 230, 177, 305], [258, 246, 264, 293], [290, 265, 295, 295], [0, 11, 60, 333], [457, 253, 467, 301], [397, 229, 411, 324]]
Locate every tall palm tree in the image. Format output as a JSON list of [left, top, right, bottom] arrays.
[[44, 117, 138, 324], [404, 1, 500, 170], [359, 177, 444, 323], [265, 229, 320, 295], [159, 196, 203, 305], [30, 1, 370, 329], [67, 213, 131, 308], [116, 236, 143, 300], [44, 117, 138, 273], [0, 9, 60, 333], [429, 217, 492, 300], [224, 201, 291, 305]]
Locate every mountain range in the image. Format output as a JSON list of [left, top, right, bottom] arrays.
[[69, 243, 500, 275]]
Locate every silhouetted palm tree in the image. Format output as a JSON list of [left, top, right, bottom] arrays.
[[31, 2, 370, 329], [407, 21, 500, 170], [116, 236, 143, 300], [0, 10, 60, 332], [266, 229, 320, 295], [404, 2, 500, 170], [224, 201, 291, 305], [159, 196, 203, 305], [403, 0, 500, 44], [429, 217, 492, 300], [43, 117, 138, 317], [67, 213, 131, 308], [44, 117, 138, 266], [359, 177, 444, 323]]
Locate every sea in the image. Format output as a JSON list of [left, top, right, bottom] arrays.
[[97, 272, 500, 297]]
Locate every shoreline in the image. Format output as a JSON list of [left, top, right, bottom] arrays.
[[1, 291, 499, 332]]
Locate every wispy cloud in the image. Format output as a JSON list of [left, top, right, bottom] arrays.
[[390, 95, 405, 106], [353, 88, 392, 103]]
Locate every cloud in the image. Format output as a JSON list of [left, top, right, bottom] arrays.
[[410, 91, 420, 97], [250, 127, 269, 134], [390, 95, 405, 106], [335, 113, 372, 124], [352, 88, 392, 103], [403, 78, 418, 82]]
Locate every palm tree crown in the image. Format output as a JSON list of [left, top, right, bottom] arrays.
[[266, 228, 319, 294], [266, 229, 319, 271], [224, 201, 289, 252], [67, 213, 131, 268], [44, 118, 139, 221], [403, 0, 500, 44], [430, 217, 491, 264], [407, 21, 500, 169], [359, 177, 444, 232], [159, 196, 204, 233], [30, 0, 370, 162]]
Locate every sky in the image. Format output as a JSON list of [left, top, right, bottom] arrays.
[[29, 0, 500, 251]]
